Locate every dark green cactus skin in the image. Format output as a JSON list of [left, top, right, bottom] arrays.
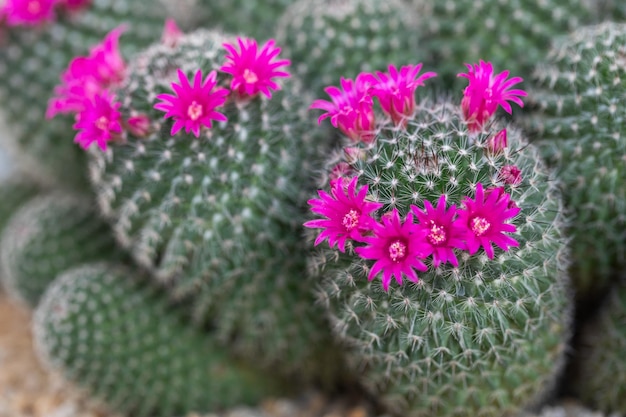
[[0, 174, 42, 236], [408, 0, 598, 91], [527, 22, 626, 306], [33, 263, 288, 417], [88, 30, 341, 382], [0, 192, 122, 307], [308, 101, 572, 417], [275, 0, 421, 98], [0, 0, 172, 189]]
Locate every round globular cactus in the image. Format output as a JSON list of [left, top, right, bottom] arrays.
[[85, 29, 341, 383], [33, 262, 287, 417], [0, 192, 122, 307], [0, 173, 42, 236], [407, 0, 598, 91], [305, 61, 572, 417], [275, 0, 421, 98], [526, 22, 626, 306]]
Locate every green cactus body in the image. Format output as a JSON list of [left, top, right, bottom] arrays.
[[275, 0, 420, 98], [307, 101, 572, 417], [527, 22, 626, 305], [0, 192, 121, 307], [408, 0, 597, 91], [576, 279, 626, 415], [0, 174, 42, 236], [0, 0, 172, 188], [33, 262, 287, 417], [87, 29, 339, 381]]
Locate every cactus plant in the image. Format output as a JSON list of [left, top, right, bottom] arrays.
[[0, 191, 122, 307], [526, 22, 626, 306], [407, 0, 598, 91], [84, 28, 342, 383], [33, 262, 287, 417], [305, 62, 572, 416], [0, 173, 42, 236], [0, 0, 177, 188], [275, 0, 421, 99]]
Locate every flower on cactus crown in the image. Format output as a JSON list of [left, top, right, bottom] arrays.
[[1, 0, 55, 26], [304, 176, 383, 253], [363, 63, 436, 126], [154, 69, 229, 137], [499, 165, 522, 186], [456, 183, 521, 259], [411, 195, 466, 268], [87, 24, 127, 86], [310, 74, 376, 143], [126, 113, 151, 137], [457, 61, 527, 132], [487, 128, 507, 154], [161, 18, 183, 47], [355, 209, 430, 291], [220, 37, 290, 99], [72, 92, 122, 151]]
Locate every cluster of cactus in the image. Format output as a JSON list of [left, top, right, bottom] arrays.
[[1, 1, 626, 417]]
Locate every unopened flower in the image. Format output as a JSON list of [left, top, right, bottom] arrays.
[[310, 75, 376, 143], [126, 113, 151, 137], [364, 63, 436, 126], [487, 128, 507, 154], [411, 195, 466, 268], [154, 69, 229, 137], [499, 165, 522, 186], [304, 176, 382, 253], [355, 209, 430, 291], [457, 61, 526, 131], [161, 18, 183, 47], [72, 92, 122, 151], [456, 183, 520, 259], [220, 37, 290, 99], [1, 0, 55, 26]]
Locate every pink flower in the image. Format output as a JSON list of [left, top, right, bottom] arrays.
[[499, 165, 522, 185], [487, 128, 507, 154], [87, 25, 127, 86], [457, 61, 527, 131], [456, 183, 521, 259], [304, 176, 383, 253], [154, 69, 229, 137], [220, 37, 290, 99], [411, 195, 466, 268], [1, 0, 55, 26], [310, 75, 376, 143], [72, 92, 122, 151], [364, 64, 436, 126], [355, 209, 430, 291], [161, 18, 183, 48], [328, 162, 354, 183], [126, 113, 151, 137]]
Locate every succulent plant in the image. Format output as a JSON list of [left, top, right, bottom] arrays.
[[0, 191, 121, 307], [526, 21, 626, 306], [0, 173, 42, 236], [305, 61, 572, 416], [275, 0, 421, 98], [33, 262, 287, 417]]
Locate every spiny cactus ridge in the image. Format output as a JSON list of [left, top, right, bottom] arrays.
[[0, 173, 42, 236]]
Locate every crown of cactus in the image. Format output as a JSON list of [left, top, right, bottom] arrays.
[[407, 0, 598, 91], [33, 262, 288, 417], [275, 0, 421, 99], [305, 61, 572, 417], [81, 28, 341, 382], [0, 0, 179, 188], [526, 22, 626, 305], [0, 191, 122, 307]]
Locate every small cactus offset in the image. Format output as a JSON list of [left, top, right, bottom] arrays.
[[407, 0, 598, 91], [275, 0, 421, 98], [527, 22, 626, 305], [305, 62, 572, 416], [0, 192, 121, 307], [84, 29, 339, 382], [0, 173, 42, 236], [33, 262, 287, 417]]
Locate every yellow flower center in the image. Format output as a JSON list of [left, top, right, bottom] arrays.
[[342, 209, 359, 231], [187, 101, 203, 121], [243, 68, 259, 84], [471, 217, 491, 237], [95, 116, 109, 131], [388, 240, 407, 262], [427, 223, 447, 245]]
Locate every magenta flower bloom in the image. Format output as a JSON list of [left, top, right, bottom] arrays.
[[456, 183, 521, 259], [1, 0, 55, 26], [220, 37, 290, 99], [304, 176, 383, 253], [310, 75, 376, 143], [364, 64, 436, 126], [499, 165, 522, 185], [411, 195, 466, 268], [457, 61, 527, 131], [72, 92, 122, 151], [355, 209, 430, 291], [154, 69, 229, 137], [87, 25, 127, 86]]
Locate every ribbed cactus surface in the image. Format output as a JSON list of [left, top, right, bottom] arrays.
[[33, 263, 287, 417], [527, 22, 626, 305], [308, 100, 572, 417]]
